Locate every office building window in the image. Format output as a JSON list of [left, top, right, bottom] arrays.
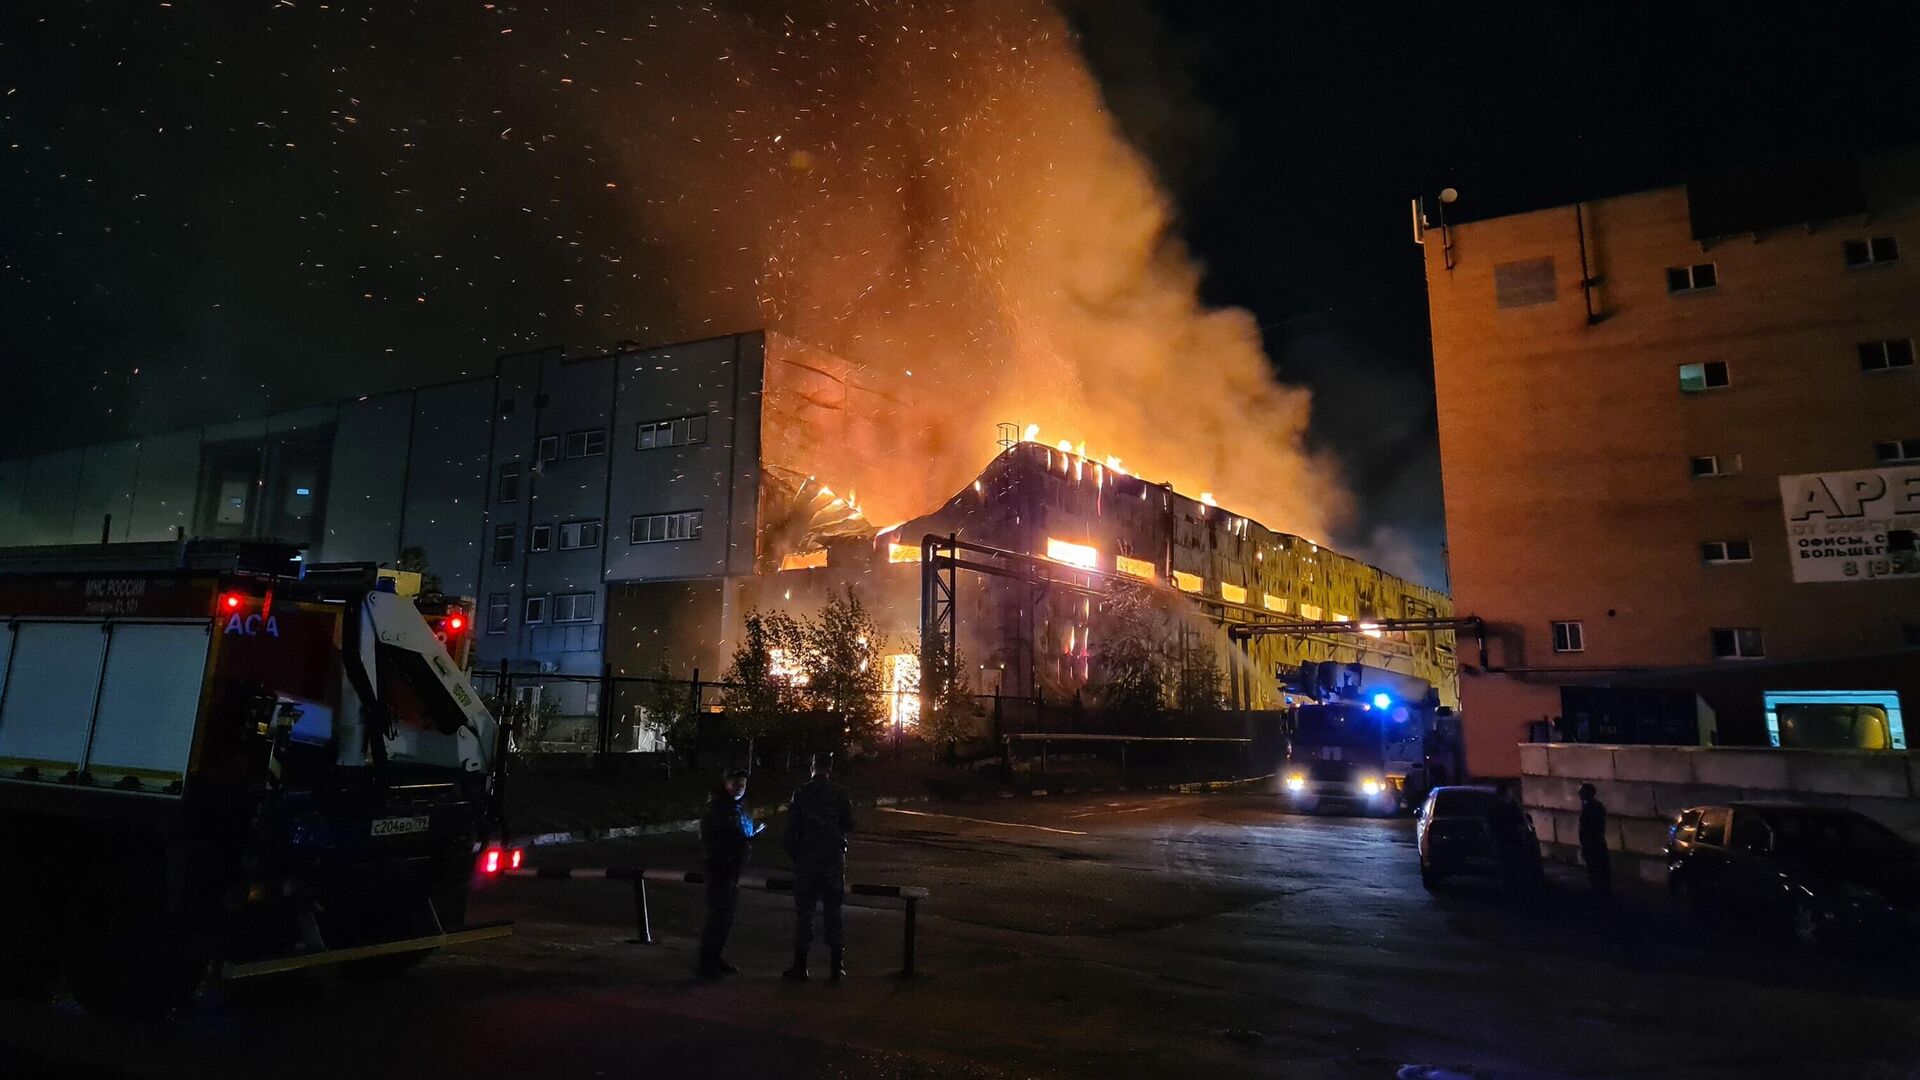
[[497, 462, 521, 504], [523, 595, 547, 624], [1858, 339, 1916, 372], [1666, 263, 1717, 292], [1551, 621, 1584, 653], [529, 523, 552, 552], [630, 510, 704, 544], [1701, 539, 1752, 564], [564, 428, 608, 458], [1678, 361, 1730, 393], [554, 592, 596, 623], [1492, 257, 1556, 309], [1875, 437, 1920, 464], [637, 412, 710, 450], [1689, 454, 1741, 478], [1844, 236, 1899, 267], [486, 594, 509, 634], [491, 524, 515, 564], [537, 435, 560, 463], [558, 518, 603, 550], [1712, 627, 1765, 659]]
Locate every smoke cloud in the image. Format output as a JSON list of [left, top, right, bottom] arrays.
[[598, 0, 1351, 539]]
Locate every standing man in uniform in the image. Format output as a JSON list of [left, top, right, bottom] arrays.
[[698, 767, 761, 978], [1578, 782, 1613, 902], [784, 752, 856, 982]]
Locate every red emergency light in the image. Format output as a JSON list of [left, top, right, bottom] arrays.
[[479, 845, 524, 876], [446, 615, 465, 632], [221, 592, 244, 612]]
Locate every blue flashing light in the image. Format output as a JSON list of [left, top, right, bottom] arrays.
[[1371, 692, 1393, 711]]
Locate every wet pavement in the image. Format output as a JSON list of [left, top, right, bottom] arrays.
[[4, 791, 1918, 1079]]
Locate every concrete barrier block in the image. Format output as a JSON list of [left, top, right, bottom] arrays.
[[1619, 816, 1673, 857], [1611, 746, 1695, 785], [1599, 781, 1660, 820], [1518, 743, 1550, 777], [1784, 753, 1913, 799], [1691, 749, 1790, 791], [1631, 854, 1668, 886], [1651, 783, 1744, 817], [1538, 808, 1580, 846], [1522, 776, 1583, 812], [1546, 744, 1616, 781]]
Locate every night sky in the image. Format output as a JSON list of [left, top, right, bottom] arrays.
[[5, 2, 1920, 587]]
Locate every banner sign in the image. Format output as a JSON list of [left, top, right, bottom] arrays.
[[1778, 466, 1920, 583]]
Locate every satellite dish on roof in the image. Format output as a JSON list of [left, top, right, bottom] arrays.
[[1439, 187, 1459, 204]]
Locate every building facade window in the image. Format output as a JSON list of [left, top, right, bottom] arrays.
[[558, 518, 603, 550], [1875, 437, 1920, 464], [553, 592, 596, 623], [637, 413, 710, 450], [491, 524, 516, 564], [1689, 454, 1741, 478], [1858, 339, 1916, 372], [529, 523, 552, 552], [564, 428, 608, 458], [497, 462, 521, 504], [1712, 627, 1765, 659], [523, 595, 547, 624], [486, 594, 510, 634], [1551, 620, 1584, 653], [1492, 257, 1556, 309], [630, 510, 703, 544], [537, 435, 560, 463], [1678, 361, 1730, 392], [1701, 539, 1753, 564], [1844, 236, 1899, 267], [1666, 263, 1717, 293]]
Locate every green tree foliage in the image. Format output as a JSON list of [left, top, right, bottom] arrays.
[[1172, 629, 1228, 717], [914, 642, 983, 756], [1090, 582, 1168, 723], [639, 660, 701, 766], [792, 587, 888, 745], [720, 611, 804, 745]]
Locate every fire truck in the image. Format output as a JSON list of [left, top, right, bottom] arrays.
[[1279, 662, 1462, 815], [0, 541, 513, 1016]]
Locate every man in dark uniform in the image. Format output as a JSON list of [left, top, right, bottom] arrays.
[[1578, 782, 1612, 901], [1485, 779, 1531, 893], [697, 767, 760, 977], [784, 752, 856, 982]]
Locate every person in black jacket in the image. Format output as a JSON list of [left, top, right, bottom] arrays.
[[783, 752, 856, 982], [697, 767, 761, 977], [1578, 782, 1612, 900]]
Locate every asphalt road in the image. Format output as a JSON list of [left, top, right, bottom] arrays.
[[4, 791, 1919, 1079]]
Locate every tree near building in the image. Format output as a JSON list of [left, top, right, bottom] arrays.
[[720, 611, 804, 763], [793, 586, 888, 747], [1090, 582, 1169, 726], [914, 640, 983, 760], [1172, 625, 1229, 717], [639, 660, 702, 767]]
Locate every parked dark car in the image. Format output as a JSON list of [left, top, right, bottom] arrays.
[[1667, 803, 1920, 950], [1416, 785, 1543, 890]]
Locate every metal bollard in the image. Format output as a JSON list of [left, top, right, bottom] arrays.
[[900, 895, 918, 978], [627, 876, 653, 945]]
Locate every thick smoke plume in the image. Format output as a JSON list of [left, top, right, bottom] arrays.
[[602, 0, 1350, 540]]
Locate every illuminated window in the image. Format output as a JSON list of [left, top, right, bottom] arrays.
[[1298, 603, 1323, 621], [883, 654, 920, 730], [1115, 554, 1156, 581], [1678, 361, 1730, 393], [1220, 583, 1247, 604], [1172, 571, 1203, 593], [1263, 593, 1288, 612], [888, 542, 922, 564], [1046, 538, 1099, 570]]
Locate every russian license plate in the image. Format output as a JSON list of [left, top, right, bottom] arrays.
[[371, 815, 431, 837]]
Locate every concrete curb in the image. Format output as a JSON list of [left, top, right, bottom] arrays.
[[519, 773, 1273, 847]]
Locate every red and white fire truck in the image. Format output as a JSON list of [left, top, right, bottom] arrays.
[[0, 541, 513, 1016]]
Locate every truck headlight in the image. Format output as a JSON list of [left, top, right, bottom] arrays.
[[1285, 774, 1306, 792], [1360, 777, 1383, 796]]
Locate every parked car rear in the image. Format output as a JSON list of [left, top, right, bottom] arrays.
[[1666, 802, 1920, 950], [1417, 785, 1541, 890]]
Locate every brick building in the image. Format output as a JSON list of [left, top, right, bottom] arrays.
[[1421, 152, 1920, 776]]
